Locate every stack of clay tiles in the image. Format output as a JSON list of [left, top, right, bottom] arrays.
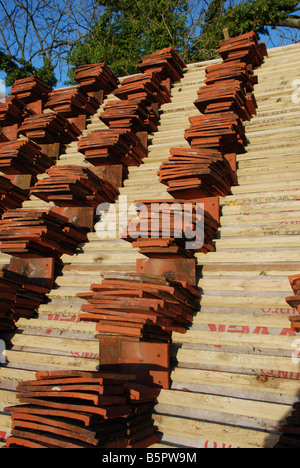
[[0, 139, 54, 180], [30, 165, 117, 207], [3, 370, 159, 448], [158, 31, 266, 201], [0, 63, 120, 270], [74, 63, 120, 98], [284, 274, 300, 333], [123, 199, 217, 256], [0, 256, 52, 331], [17, 112, 82, 145], [0, 208, 87, 262], [0, 176, 28, 215], [78, 128, 147, 172], [78, 47, 186, 176], [77, 272, 200, 342], [275, 400, 300, 448], [45, 86, 99, 119]]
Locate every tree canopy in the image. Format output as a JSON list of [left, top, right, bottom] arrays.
[[0, 0, 299, 87]]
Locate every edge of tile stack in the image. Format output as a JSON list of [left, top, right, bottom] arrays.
[[3, 370, 159, 448]]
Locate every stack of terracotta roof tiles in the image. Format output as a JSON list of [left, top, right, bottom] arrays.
[[0, 208, 87, 260], [0, 139, 54, 178], [18, 112, 81, 145], [45, 86, 99, 117], [0, 261, 50, 331], [0, 175, 28, 215], [0, 96, 28, 125], [0, 265, 25, 331], [157, 32, 265, 204], [285, 274, 300, 333], [77, 272, 200, 340], [113, 72, 171, 106], [0, 97, 28, 137], [184, 111, 247, 154], [30, 165, 117, 207], [204, 60, 257, 90], [123, 199, 218, 257], [218, 31, 266, 67], [136, 46, 186, 83], [194, 79, 255, 121], [9, 76, 51, 108], [158, 147, 236, 198], [100, 98, 159, 134], [204, 60, 258, 117], [77, 128, 147, 169], [4, 370, 159, 448], [74, 63, 120, 95], [275, 401, 300, 448]]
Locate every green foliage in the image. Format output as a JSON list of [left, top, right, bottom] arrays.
[[0, 52, 57, 88], [68, 0, 188, 79], [187, 0, 226, 62], [188, 0, 299, 63], [223, 0, 300, 36]]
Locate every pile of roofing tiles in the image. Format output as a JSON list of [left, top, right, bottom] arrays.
[[218, 31, 266, 66], [45, 86, 99, 118], [99, 47, 185, 132], [0, 259, 50, 331], [4, 370, 159, 448], [136, 46, 186, 83], [80, 48, 186, 172], [74, 63, 120, 96], [18, 112, 82, 145], [285, 274, 300, 333], [30, 165, 117, 207], [0, 208, 87, 261], [0, 176, 28, 215], [77, 128, 147, 169], [0, 76, 52, 141], [185, 111, 247, 153], [0, 97, 28, 127], [158, 147, 235, 198], [100, 98, 159, 134], [0, 139, 54, 178], [77, 272, 200, 340], [275, 400, 300, 448], [0, 266, 23, 331], [113, 71, 171, 106], [157, 31, 265, 201], [123, 199, 218, 256], [9, 76, 51, 109]]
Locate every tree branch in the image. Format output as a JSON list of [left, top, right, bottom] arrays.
[[279, 15, 300, 30]]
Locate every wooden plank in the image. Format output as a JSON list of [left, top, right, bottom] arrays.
[[10, 334, 99, 355], [172, 330, 296, 352], [197, 277, 291, 292], [198, 295, 290, 308], [0, 368, 35, 383], [196, 250, 300, 264], [192, 312, 293, 329], [0, 390, 18, 406], [170, 368, 300, 398], [215, 236, 300, 250], [156, 389, 291, 422], [220, 211, 300, 225], [174, 348, 300, 374], [222, 200, 300, 215], [5, 350, 99, 371], [154, 414, 279, 448], [16, 318, 96, 334]]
